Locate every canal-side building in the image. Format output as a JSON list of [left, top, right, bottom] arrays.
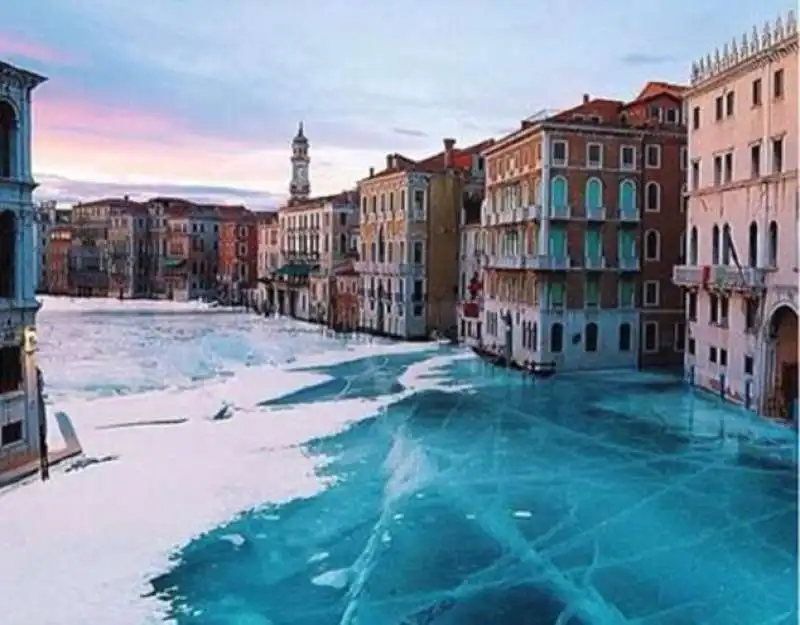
[[673, 12, 798, 418], [217, 206, 258, 305], [356, 138, 493, 339], [275, 191, 358, 322], [0, 60, 47, 475], [255, 212, 280, 311], [481, 82, 687, 370], [45, 225, 72, 295], [458, 195, 485, 346]]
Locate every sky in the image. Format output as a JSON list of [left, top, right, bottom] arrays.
[[0, 0, 792, 210]]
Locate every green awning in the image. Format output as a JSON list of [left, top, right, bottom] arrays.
[[163, 258, 186, 268], [275, 262, 318, 277]]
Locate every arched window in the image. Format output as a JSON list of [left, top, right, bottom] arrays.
[[340, 233, 347, 254], [551, 176, 568, 209], [585, 322, 598, 352], [378, 226, 386, 262], [0, 100, 16, 179], [644, 229, 660, 261], [531, 322, 538, 351], [768, 221, 778, 266], [711, 224, 720, 264], [585, 178, 603, 210], [550, 322, 563, 353], [618, 323, 631, 352], [689, 226, 698, 265], [721, 223, 731, 265], [747, 222, 758, 267], [678, 232, 685, 264], [619, 180, 636, 212], [645, 181, 661, 211], [0, 210, 15, 298]]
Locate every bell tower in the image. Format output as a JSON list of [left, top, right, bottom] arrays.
[[289, 121, 310, 201]]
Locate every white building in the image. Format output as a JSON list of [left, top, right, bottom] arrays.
[[0, 61, 47, 473], [457, 209, 484, 347]]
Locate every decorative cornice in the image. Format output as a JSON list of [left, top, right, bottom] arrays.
[[690, 11, 797, 88]]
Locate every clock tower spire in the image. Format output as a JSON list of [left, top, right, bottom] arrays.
[[289, 121, 310, 201]]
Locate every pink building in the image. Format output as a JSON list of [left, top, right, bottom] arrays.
[[674, 11, 798, 420]]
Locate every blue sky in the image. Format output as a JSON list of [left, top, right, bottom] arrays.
[[1, 0, 791, 208]]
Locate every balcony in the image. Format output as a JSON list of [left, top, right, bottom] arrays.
[[584, 206, 606, 221], [485, 254, 526, 270], [584, 255, 607, 270], [618, 256, 640, 271], [548, 205, 571, 220], [495, 204, 541, 225], [618, 207, 640, 223], [398, 262, 425, 277], [709, 265, 770, 292], [527, 254, 571, 271], [672, 265, 705, 288]]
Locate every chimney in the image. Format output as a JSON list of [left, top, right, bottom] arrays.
[[582, 93, 590, 104], [443, 138, 456, 168], [123, 194, 130, 201], [369, 167, 375, 177]]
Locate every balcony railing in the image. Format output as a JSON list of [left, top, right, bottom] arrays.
[[618, 256, 640, 271], [548, 205, 571, 220], [584, 255, 606, 270], [527, 254, 571, 271], [672, 265, 705, 287], [584, 206, 606, 221], [618, 207, 640, 223], [709, 265, 770, 291], [485, 254, 526, 270]]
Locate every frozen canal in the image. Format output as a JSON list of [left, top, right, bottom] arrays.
[[1, 298, 796, 625]]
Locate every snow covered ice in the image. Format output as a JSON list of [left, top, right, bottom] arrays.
[[0, 298, 797, 625]]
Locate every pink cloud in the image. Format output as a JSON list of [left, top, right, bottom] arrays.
[[0, 33, 73, 66], [33, 95, 182, 140]]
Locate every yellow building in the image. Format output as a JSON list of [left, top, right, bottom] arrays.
[[355, 138, 493, 339]]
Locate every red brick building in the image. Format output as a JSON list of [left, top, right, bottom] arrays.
[[218, 206, 258, 302], [481, 81, 687, 370], [332, 260, 359, 331], [45, 226, 72, 294]]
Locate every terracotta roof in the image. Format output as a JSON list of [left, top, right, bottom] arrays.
[[362, 138, 494, 183]]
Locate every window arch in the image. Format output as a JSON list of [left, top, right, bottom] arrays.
[[618, 322, 631, 352], [645, 181, 661, 211], [768, 221, 778, 266], [644, 229, 660, 261], [584, 178, 603, 210], [678, 231, 685, 264], [747, 222, 758, 267], [550, 322, 563, 353], [550, 176, 568, 209], [721, 223, 731, 265], [585, 322, 598, 352], [689, 226, 698, 265], [0, 100, 16, 179], [0, 210, 15, 298], [711, 224, 720, 264], [619, 180, 636, 212], [530, 322, 538, 351]]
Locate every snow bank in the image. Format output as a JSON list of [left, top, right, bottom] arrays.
[[0, 337, 449, 625]]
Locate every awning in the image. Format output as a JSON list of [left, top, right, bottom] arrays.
[[274, 262, 318, 277], [163, 258, 186, 268]]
